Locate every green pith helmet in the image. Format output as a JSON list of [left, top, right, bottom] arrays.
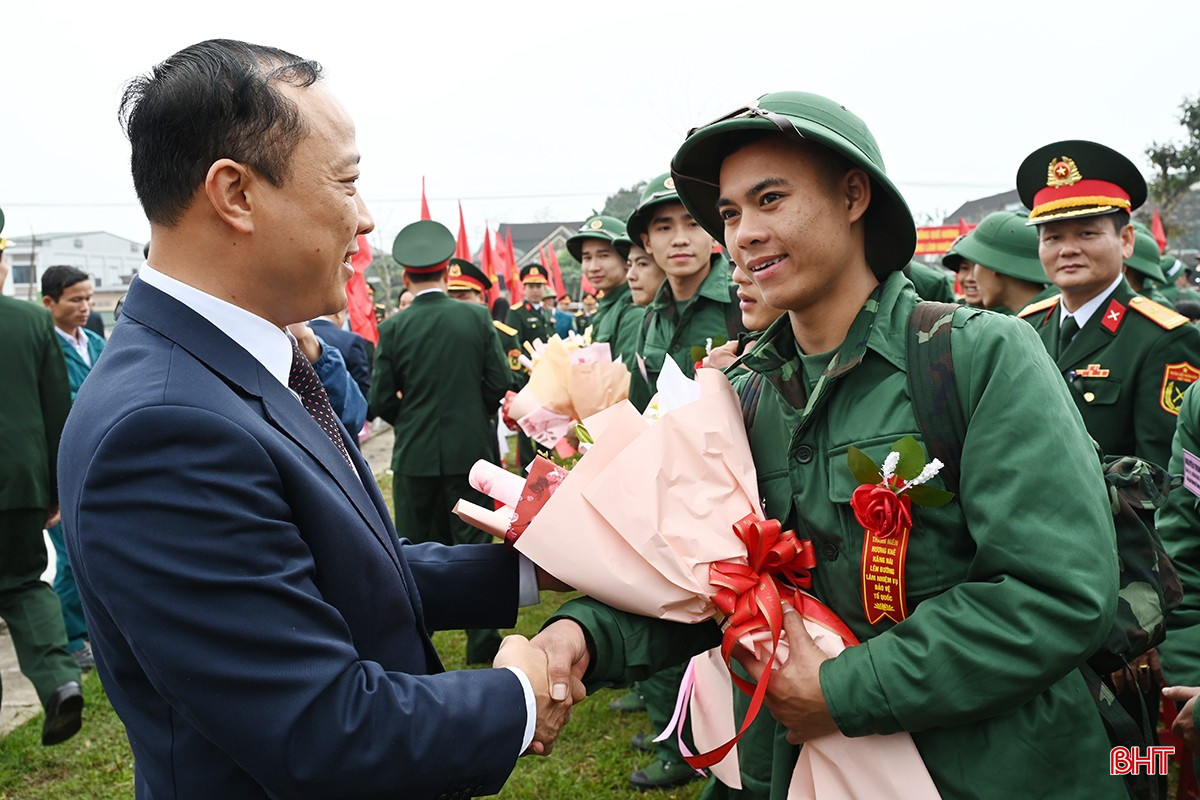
[[446, 258, 492, 293], [392, 220, 456, 274], [670, 92, 916, 275], [625, 172, 682, 249], [941, 235, 968, 270], [1126, 224, 1169, 284], [1162, 254, 1185, 282], [1016, 139, 1147, 225], [613, 233, 634, 261], [566, 215, 627, 261], [952, 211, 1047, 285], [0, 206, 5, 236]]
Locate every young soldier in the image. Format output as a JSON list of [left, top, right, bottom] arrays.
[[567, 215, 641, 359], [534, 92, 1126, 800], [1124, 225, 1176, 308], [629, 172, 743, 391], [368, 222, 510, 664], [1015, 140, 1200, 470], [947, 211, 1048, 315], [620, 234, 668, 308], [941, 239, 982, 306]]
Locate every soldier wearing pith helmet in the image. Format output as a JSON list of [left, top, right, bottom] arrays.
[[1124, 224, 1176, 308], [954, 210, 1049, 315], [1015, 139, 1200, 470], [566, 215, 641, 359], [544, 92, 1124, 800]]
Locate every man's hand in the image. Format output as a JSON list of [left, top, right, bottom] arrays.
[[733, 606, 839, 744], [702, 340, 742, 370], [531, 620, 590, 706], [44, 504, 61, 529], [494, 634, 581, 755], [286, 322, 322, 363], [1111, 648, 1164, 694], [1163, 686, 1200, 751]]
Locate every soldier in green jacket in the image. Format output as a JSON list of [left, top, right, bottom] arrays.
[[0, 213, 84, 745], [1148, 256, 1200, 308], [566, 215, 641, 360], [951, 210, 1048, 316], [1014, 139, 1200, 471], [902, 259, 956, 303], [506, 264, 555, 349], [534, 92, 1126, 800], [368, 222, 510, 663], [630, 173, 743, 392]]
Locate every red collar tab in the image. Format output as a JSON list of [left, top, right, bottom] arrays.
[[1101, 299, 1126, 333]]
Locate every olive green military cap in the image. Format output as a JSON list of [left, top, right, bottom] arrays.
[[941, 235, 968, 270], [393, 220, 456, 274], [625, 173, 683, 249], [952, 211, 1047, 285], [1016, 140, 1147, 225], [566, 215, 627, 261], [446, 258, 492, 293], [670, 92, 916, 275], [1126, 224, 1169, 284], [613, 233, 633, 261]]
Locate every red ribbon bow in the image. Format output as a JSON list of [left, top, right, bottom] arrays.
[[679, 515, 817, 769]]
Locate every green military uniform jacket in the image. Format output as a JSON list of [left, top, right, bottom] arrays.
[[551, 273, 1124, 800], [641, 254, 740, 388], [0, 296, 71, 511], [368, 291, 509, 476], [506, 300, 553, 350], [1157, 384, 1200, 688], [1157, 284, 1200, 308], [587, 282, 641, 360], [492, 319, 529, 392], [1019, 278, 1200, 468], [903, 261, 956, 303]]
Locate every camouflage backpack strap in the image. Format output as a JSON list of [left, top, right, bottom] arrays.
[[739, 369, 766, 431], [906, 301, 973, 494]]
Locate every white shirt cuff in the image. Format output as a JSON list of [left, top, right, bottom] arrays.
[[504, 666, 537, 755], [517, 554, 540, 607]]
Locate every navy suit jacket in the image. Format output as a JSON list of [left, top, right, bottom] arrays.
[[308, 317, 372, 398], [59, 279, 526, 799]]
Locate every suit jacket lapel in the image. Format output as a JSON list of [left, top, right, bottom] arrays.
[[1058, 282, 1127, 367], [122, 279, 403, 573]]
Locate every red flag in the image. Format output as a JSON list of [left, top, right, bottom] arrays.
[[346, 234, 378, 345], [958, 217, 971, 236], [480, 227, 499, 306], [420, 177, 431, 221], [1152, 208, 1168, 253], [506, 230, 523, 305], [455, 201, 471, 261], [545, 245, 565, 298], [580, 273, 596, 297]]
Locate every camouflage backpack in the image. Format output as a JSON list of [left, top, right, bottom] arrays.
[[907, 301, 1182, 675]]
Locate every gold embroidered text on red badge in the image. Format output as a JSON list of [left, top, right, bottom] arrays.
[[1161, 362, 1200, 416]]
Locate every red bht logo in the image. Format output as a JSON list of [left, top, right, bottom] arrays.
[[1110, 746, 1174, 775]]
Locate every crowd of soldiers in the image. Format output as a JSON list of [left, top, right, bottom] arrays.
[[362, 104, 1200, 796]]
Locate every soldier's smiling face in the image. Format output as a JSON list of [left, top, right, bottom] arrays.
[[1038, 215, 1134, 304], [640, 201, 714, 279], [580, 239, 627, 292], [716, 136, 872, 314]]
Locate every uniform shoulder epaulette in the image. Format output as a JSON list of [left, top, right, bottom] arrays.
[[1129, 295, 1189, 330], [493, 320, 518, 336], [1017, 295, 1061, 318]]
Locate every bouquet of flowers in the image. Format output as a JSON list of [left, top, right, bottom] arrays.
[[456, 359, 940, 798], [503, 336, 630, 450]]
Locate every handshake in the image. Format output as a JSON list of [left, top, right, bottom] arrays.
[[492, 620, 592, 755]]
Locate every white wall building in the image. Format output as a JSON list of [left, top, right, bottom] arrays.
[[2, 231, 143, 301]]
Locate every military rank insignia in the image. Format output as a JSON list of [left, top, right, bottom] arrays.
[[1101, 299, 1125, 332], [1161, 362, 1200, 416]]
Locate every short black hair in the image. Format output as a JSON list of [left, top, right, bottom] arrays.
[[41, 265, 90, 300], [120, 39, 323, 226], [1108, 210, 1131, 234]]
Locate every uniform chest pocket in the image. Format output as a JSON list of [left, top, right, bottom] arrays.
[[1070, 376, 1122, 406], [826, 434, 961, 603]]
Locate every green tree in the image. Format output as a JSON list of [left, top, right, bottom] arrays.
[[366, 253, 404, 309], [596, 181, 647, 222], [1146, 94, 1200, 231]]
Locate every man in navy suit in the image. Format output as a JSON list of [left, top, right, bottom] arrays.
[[59, 39, 576, 799]]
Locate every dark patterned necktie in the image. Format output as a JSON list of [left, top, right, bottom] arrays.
[[287, 342, 355, 471]]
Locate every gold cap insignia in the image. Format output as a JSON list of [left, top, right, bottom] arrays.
[[449, 264, 462, 277], [589, 219, 603, 230], [1047, 156, 1082, 188], [530, 267, 541, 276], [664, 177, 676, 190]]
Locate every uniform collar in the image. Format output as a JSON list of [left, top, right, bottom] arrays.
[[1059, 272, 1125, 330], [649, 252, 732, 309], [596, 282, 630, 308]]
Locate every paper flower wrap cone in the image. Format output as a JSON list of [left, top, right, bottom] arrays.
[[507, 337, 630, 448]]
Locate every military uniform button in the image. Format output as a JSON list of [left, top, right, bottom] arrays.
[[821, 541, 839, 561], [795, 444, 814, 464], [1084, 391, 1096, 403]]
